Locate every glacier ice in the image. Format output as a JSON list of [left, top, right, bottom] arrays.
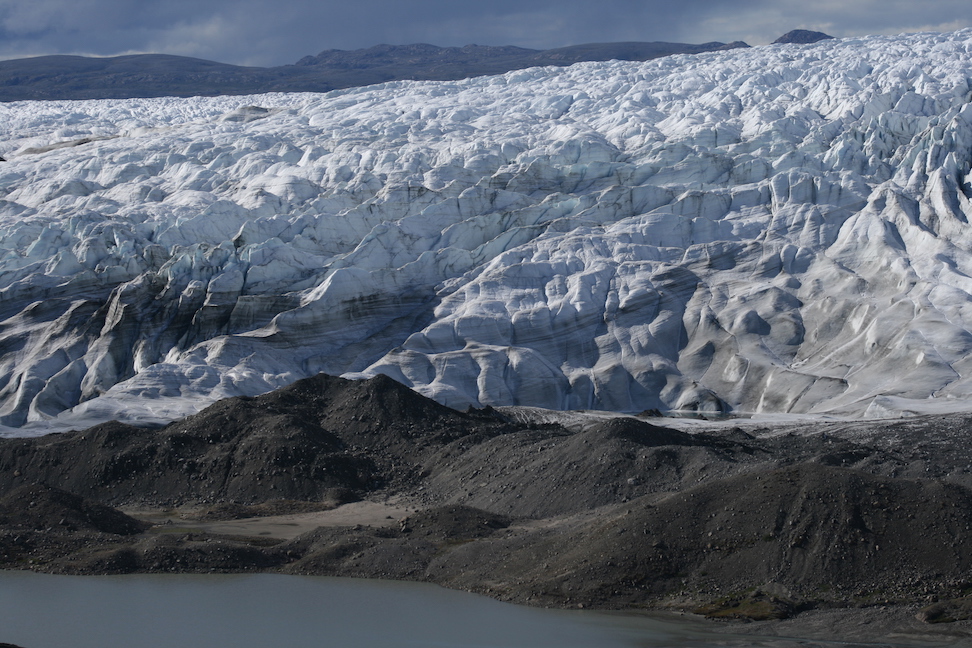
[[2, 30, 972, 434]]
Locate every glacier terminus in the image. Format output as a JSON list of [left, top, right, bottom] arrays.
[[2, 30, 972, 434]]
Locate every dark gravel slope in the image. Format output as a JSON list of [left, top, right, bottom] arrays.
[[3, 372, 972, 625], [0, 373, 515, 505]]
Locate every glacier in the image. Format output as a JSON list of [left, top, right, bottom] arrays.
[[2, 30, 972, 434]]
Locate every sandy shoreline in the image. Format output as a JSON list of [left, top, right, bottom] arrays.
[[120, 500, 415, 540]]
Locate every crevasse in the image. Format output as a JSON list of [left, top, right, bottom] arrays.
[[1, 30, 972, 433]]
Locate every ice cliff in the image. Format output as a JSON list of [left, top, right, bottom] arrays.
[[2, 30, 972, 433]]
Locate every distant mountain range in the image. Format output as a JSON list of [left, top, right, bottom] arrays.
[[0, 40, 756, 101]]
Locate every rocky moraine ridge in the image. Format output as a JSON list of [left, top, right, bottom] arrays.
[[3, 372, 972, 640]]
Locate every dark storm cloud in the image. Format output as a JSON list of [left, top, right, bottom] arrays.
[[0, 0, 968, 66]]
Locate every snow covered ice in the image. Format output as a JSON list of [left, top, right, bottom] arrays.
[[2, 30, 972, 434]]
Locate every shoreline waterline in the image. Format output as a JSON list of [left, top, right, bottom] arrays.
[[0, 570, 894, 648]]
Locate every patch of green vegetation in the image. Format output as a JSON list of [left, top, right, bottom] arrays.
[[693, 588, 794, 621], [148, 526, 195, 534], [697, 599, 780, 620]]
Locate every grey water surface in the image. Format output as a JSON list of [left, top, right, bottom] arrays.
[[0, 570, 846, 648]]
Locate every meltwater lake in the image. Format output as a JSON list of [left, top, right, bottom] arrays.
[[0, 570, 898, 648]]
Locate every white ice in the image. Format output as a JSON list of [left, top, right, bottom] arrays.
[[2, 30, 972, 434]]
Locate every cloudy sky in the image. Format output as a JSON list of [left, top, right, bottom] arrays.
[[0, 0, 969, 66]]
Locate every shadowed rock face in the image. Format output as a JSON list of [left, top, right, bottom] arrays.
[[772, 30, 834, 44]]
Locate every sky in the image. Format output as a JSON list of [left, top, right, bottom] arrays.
[[0, 0, 969, 67]]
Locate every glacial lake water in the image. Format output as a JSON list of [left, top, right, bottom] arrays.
[[0, 571, 861, 648]]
